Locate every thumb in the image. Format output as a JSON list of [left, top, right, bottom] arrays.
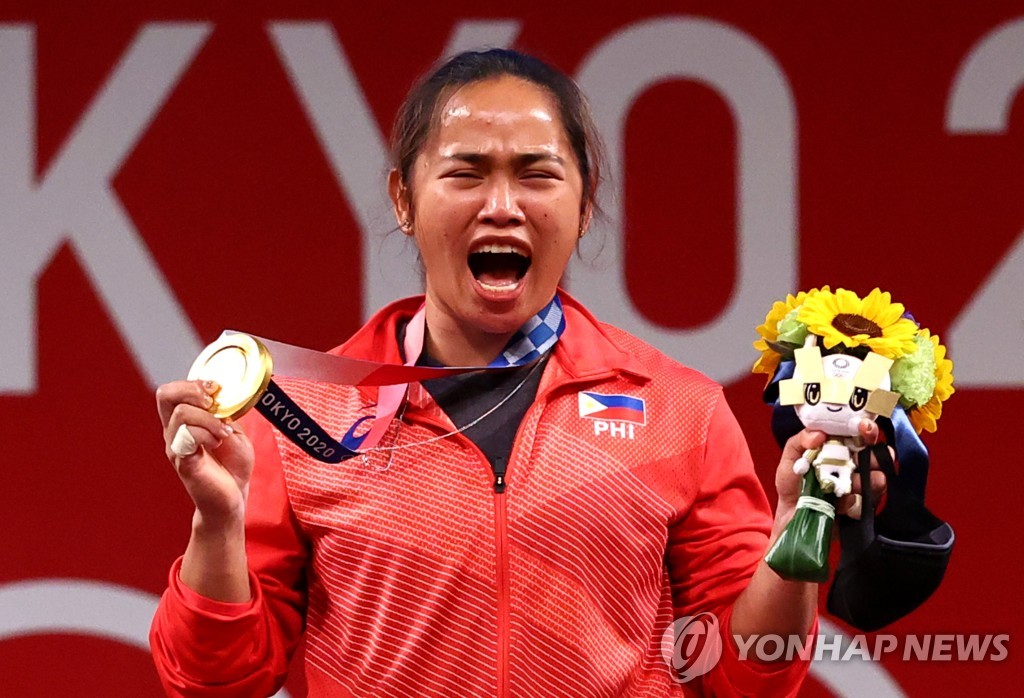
[[781, 428, 826, 464], [858, 418, 881, 445]]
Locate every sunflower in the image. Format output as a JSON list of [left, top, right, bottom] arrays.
[[797, 288, 919, 359], [905, 330, 955, 434], [752, 287, 829, 378]]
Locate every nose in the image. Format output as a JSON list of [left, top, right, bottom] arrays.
[[479, 176, 524, 228]]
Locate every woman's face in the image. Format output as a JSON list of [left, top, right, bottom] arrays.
[[393, 76, 587, 345]]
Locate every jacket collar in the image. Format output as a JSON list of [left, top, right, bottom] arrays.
[[551, 291, 651, 382], [332, 290, 652, 406]]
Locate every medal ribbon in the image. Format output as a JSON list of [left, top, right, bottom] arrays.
[[253, 295, 565, 463]]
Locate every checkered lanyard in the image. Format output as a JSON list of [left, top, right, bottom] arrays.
[[354, 294, 565, 452], [493, 296, 565, 366], [255, 296, 566, 462]]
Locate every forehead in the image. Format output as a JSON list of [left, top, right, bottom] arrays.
[[423, 76, 570, 153]]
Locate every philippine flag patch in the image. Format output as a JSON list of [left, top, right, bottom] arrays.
[[578, 391, 646, 425]]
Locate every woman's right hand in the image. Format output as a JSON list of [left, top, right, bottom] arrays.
[[156, 379, 255, 523]]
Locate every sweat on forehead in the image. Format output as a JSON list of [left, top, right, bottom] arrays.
[[421, 79, 567, 162], [438, 78, 557, 123]]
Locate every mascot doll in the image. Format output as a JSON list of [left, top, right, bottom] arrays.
[[754, 288, 955, 584]]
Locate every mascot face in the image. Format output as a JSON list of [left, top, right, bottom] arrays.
[[779, 346, 899, 438], [796, 354, 877, 436]]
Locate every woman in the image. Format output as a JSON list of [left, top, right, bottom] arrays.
[[151, 49, 880, 696]]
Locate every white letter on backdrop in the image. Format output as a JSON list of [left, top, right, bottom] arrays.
[[574, 17, 797, 384], [0, 24, 209, 393], [269, 20, 519, 320], [946, 18, 1024, 388]]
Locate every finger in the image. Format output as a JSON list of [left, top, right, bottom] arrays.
[[848, 470, 887, 494], [781, 429, 826, 465], [209, 418, 247, 457], [163, 405, 233, 464], [836, 493, 863, 520], [170, 424, 198, 458], [156, 380, 220, 426], [868, 470, 886, 501], [165, 402, 230, 442], [165, 420, 235, 465], [864, 445, 897, 473], [858, 418, 881, 445]]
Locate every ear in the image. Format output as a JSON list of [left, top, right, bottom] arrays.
[[578, 202, 594, 238], [388, 169, 413, 235]]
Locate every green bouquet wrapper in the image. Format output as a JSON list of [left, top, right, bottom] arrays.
[[765, 470, 836, 582]]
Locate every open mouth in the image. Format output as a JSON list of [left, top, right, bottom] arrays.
[[468, 243, 531, 291]]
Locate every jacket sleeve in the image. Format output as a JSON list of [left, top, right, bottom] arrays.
[[667, 390, 814, 697], [150, 412, 310, 697]]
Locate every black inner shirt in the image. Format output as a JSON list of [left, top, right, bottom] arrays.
[[399, 320, 547, 491], [418, 353, 548, 492]]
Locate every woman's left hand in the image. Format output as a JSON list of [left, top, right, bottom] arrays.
[[774, 419, 890, 523]]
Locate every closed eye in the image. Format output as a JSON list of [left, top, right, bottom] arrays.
[[520, 171, 563, 188], [521, 169, 561, 179]]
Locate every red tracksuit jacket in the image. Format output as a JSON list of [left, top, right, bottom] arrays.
[[150, 293, 812, 696]]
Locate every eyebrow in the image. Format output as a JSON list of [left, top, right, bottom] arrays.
[[445, 152, 566, 166]]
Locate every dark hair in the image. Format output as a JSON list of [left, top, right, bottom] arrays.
[[390, 48, 604, 214]]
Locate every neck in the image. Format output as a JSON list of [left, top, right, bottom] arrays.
[[422, 305, 515, 367]]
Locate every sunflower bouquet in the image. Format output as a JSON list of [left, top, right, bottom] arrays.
[[753, 287, 954, 582]]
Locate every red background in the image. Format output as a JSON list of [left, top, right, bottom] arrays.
[[1, 2, 1021, 696]]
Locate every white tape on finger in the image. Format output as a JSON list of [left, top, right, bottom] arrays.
[[170, 424, 198, 458]]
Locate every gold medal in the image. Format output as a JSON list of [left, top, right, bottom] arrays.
[[187, 333, 273, 420]]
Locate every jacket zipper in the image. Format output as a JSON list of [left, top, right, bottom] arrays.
[[493, 455, 507, 494], [398, 411, 514, 695], [404, 368, 622, 697], [491, 370, 626, 697], [494, 486, 511, 698], [492, 402, 541, 698]]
